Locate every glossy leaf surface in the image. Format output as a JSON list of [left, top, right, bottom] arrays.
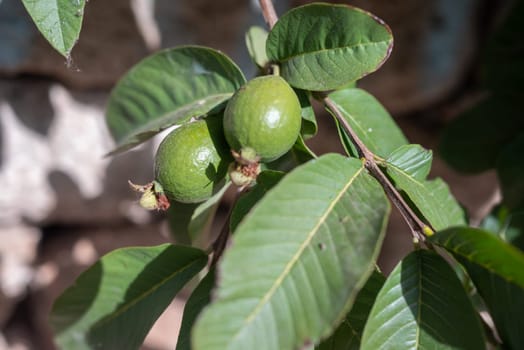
[[327, 89, 408, 158], [361, 250, 485, 349], [386, 144, 432, 181], [50, 244, 207, 350], [230, 171, 284, 233], [316, 270, 385, 350], [106, 46, 245, 154], [267, 4, 393, 90], [193, 154, 390, 350], [430, 227, 524, 349], [22, 0, 85, 57], [385, 168, 465, 231]]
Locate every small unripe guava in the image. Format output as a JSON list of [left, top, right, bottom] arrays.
[[154, 116, 231, 203], [223, 75, 302, 162]]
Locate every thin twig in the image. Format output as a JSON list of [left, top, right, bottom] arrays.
[[210, 188, 243, 267], [324, 96, 431, 241], [259, 0, 278, 29]]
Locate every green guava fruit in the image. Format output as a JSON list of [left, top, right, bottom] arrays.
[[154, 116, 231, 203], [223, 75, 302, 162]]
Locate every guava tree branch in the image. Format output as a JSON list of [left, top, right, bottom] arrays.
[[210, 188, 243, 266], [257, 0, 431, 241], [324, 97, 431, 241], [259, 0, 278, 29]]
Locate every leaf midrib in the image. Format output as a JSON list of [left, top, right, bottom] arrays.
[[276, 40, 392, 64], [230, 166, 365, 345], [387, 164, 448, 228], [436, 231, 524, 288], [23, 0, 68, 53], [87, 254, 205, 333]]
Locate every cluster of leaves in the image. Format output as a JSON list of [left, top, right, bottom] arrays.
[[22, 0, 524, 349]]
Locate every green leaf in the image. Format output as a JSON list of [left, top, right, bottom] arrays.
[[296, 89, 317, 139], [266, 3, 393, 91], [316, 270, 385, 350], [385, 166, 465, 231], [22, 0, 85, 57], [498, 133, 524, 210], [361, 250, 486, 350], [386, 144, 432, 181], [429, 227, 524, 291], [430, 227, 524, 349], [327, 89, 408, 158], [439, 94, 524, 173], [230, 170, 285, 232], [176, 269, 216, 350], [168, 183, 231, 247], [106, 46, 246, 154], [246, 26, 269, 69], [50, 244, 207, 350], [193, 153, 390, 350]]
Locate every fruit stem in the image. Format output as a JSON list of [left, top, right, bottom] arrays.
[[259, 0, 278, 29], [324, 96, 432, 242], [210, 187, 244, 266]]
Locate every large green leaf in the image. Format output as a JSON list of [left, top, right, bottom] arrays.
[[498, 133, 524, 210], [22, 0, 85, 57], [176, 269, 216, 350], [50, 244, 207, 350], [106, 46, 246, 154], [385, 144, 432, 182], [430, 227, 524, 349], [430, 228, 524, 288], [439, 94, 524, 174], [230, 171, 284, 233], [327, 89, 408, 158], [193, 154, 390, 350], [385, 166, 465, 231], [316, 270, 385, 350], [266, 4, 393, 91], [361, 250, 486, 349]]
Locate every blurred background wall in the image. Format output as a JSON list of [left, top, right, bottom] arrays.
[[0, 0, 507, 348]]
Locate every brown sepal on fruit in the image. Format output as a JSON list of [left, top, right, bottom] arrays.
[[229, 150, 261, 189], [128, 180, 170, 211]]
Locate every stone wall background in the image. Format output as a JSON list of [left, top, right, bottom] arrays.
[[0, 0, 506, 348]]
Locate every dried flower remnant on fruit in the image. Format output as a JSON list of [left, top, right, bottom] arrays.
[[129, 180, 170, 211], [228, 149, 261, 189]]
